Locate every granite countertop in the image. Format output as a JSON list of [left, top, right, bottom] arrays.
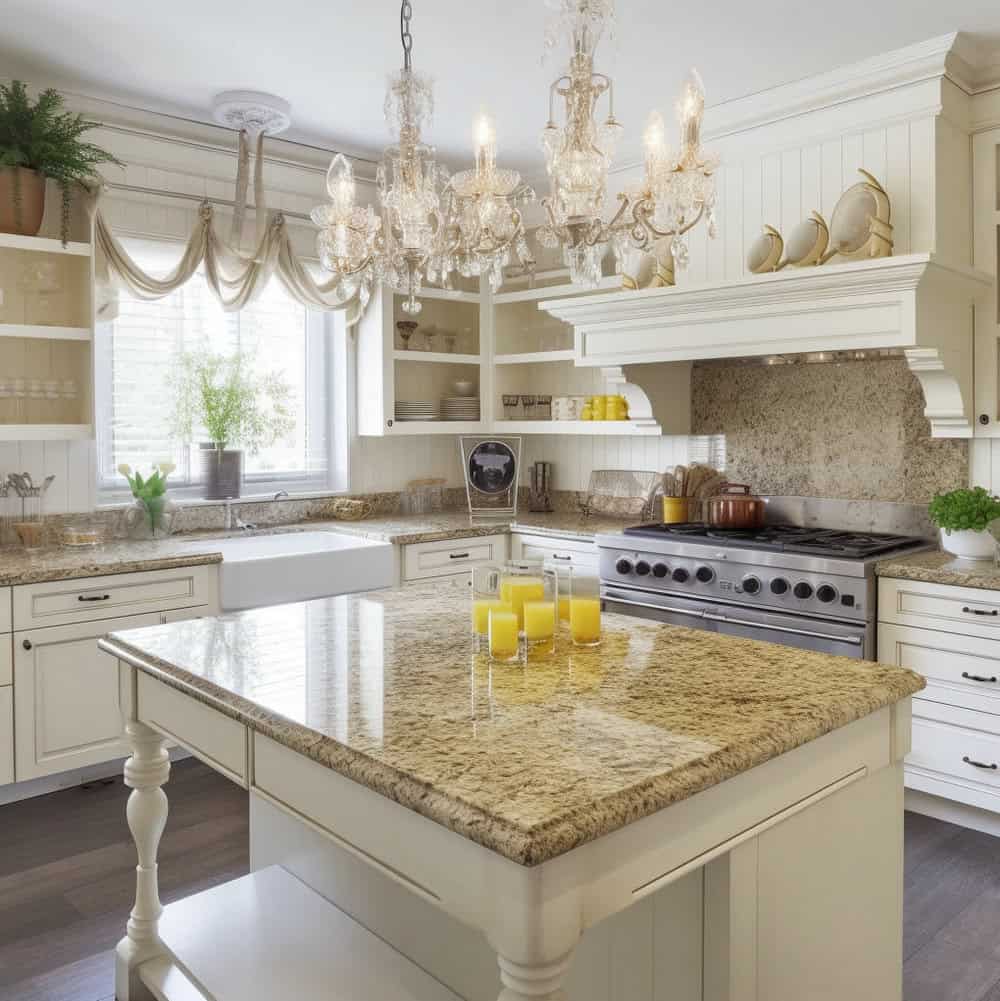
[[0, 511, 626, 587], [102, 582, 923, 867], [876, 549, 1000, 591]]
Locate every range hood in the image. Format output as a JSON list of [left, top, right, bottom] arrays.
[[540, 253, 992, 438]]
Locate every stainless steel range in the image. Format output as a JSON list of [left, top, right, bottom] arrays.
[[597, 523, 932, 659]]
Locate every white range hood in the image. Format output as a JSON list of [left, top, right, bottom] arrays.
[[540, 254, 992, 438]]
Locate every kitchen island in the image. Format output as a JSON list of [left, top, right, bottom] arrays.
[[100, 582, 923, 1001]]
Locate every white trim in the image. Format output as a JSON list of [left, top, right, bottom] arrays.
[[905, 787, 1000, 837]]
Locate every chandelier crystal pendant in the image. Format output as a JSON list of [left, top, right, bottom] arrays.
[[311, 1, 535, 314], [536, 0, 719, 288]]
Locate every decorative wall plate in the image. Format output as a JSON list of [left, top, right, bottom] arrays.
[[746, 225, 785, 274], [829, 169, 893, 261], [785, 211, 830, 267]]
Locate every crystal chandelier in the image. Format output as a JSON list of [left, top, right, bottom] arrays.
[[311, 1, 534, 314], [536, 0, 719, 287]]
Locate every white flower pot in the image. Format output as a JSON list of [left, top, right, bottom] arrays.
[[939, 527, 996, 560]]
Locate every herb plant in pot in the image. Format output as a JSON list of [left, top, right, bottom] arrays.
[[0, 82, 122, 240], [928, 487, 1000, 560], [171, 350, 294, 501]]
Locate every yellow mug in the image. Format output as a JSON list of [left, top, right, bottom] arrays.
[[662, 497, 690, 524]]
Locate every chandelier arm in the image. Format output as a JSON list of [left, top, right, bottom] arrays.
[[605, 191, 631, 231], [676, 202, 707, 236]]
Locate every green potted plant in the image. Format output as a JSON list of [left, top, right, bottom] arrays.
[[928, 486, 1000, 560], [119, 463, 178, 539], [170, 349, 294, 500], [0, 81, 123, 241]]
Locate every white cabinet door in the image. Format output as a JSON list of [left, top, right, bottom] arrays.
[[510, 532, 599, 571], [14, 610, 168, 781], [0, 687, 12, 786]]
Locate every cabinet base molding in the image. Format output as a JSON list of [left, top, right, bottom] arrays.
[[905, 788, 1000, 838]]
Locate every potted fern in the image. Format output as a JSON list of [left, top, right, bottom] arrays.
[[0, 81, 122, 241], [170, 350, 294, 500]]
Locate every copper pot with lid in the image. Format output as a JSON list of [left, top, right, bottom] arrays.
[[705, 483, 766, 530]]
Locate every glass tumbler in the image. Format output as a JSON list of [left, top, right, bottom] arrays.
[[570, 572, 603, 647], [499, 561, 550, 634], [471, 564, 508, 652]]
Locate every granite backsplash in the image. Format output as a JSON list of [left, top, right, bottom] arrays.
[[691, 356, 968, 503]]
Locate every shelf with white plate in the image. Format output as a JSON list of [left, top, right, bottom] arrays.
[[0, 324, 91, 341], [495, 419, 661, 436]]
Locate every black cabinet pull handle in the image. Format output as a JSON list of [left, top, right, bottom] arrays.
[[962, 672, 998, 684], [449, 553, 470, 560], [78, 594, 111, 602], [552, 554, 572, 561], [21, 638, 31, 651], [963, 756, 998, 770], [962, 606, 998, 617]]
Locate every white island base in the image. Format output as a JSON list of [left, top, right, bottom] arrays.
[[112, 686, 910, 1001]]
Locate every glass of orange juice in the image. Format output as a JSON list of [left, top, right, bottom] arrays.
[[521, 568, 558, 661], [570, 572, 602, 647], [472, 564, 507, 652], [488, 606, 521, 662]]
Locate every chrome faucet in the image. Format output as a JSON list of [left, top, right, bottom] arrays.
[[223, 498, 256, 532], [273, 490, 289, 501]]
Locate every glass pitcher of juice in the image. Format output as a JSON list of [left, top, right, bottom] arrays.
[[499, 561, 549, 634], [471, 564, 508, 652]]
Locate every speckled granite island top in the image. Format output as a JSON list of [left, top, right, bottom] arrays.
[[102, 582, 924, 866], [876, 549, 1000, 591]]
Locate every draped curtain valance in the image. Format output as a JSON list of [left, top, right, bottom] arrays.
[[93, 131, 366, 325]]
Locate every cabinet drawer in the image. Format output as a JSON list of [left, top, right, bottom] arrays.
[[402, 535, 507, 582], [878, 577, 1000, 639], [909, 711, 1000, 806], [136, 672, 248, 786], [0, 589, 12, 635], [878, 622, 1000, 716], [512, 532, 598, 571], [14, 565, 216, 630], [0, 687, 11, 786]]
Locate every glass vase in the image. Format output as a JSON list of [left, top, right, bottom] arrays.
[[123, 496, 178, 540]]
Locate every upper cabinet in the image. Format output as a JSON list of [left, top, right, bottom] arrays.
[[0, 231, 94, 441]]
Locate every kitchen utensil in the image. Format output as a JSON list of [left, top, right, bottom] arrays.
[[661, 497, 690, 523], [705, 483, 766, 530], [529, 460, 554, 513]]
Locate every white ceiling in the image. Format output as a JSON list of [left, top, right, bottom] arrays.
[[4, 0, 1000, 179]]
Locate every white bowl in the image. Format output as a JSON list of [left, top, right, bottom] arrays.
[[452, 380, 475, 397], [939, 527, 996, 560]]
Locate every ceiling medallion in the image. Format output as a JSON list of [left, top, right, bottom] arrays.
[[211, 91, 292, 136], [310, 1, 534, 314], [536, 0, 719, 287]]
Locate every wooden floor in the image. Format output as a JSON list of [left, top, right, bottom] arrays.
[[1, 762, 999, 1000]]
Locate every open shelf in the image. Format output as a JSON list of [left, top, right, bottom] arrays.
[[0, 324, 91, 341], [393, 351, 481, 365], [495, 420, 661, 436], [0, 424, 92, 441], [137, 866, 458, 1001], [390, 420, 484, 435], [495, 350, 575, 365], [0, 233, 91, 256]]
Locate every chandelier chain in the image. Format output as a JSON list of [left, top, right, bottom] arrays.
[[400, 0, 413, 71]]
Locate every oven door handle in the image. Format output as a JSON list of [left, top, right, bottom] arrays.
[[704, 612, 863, 646], [603, 592, 706, 621]]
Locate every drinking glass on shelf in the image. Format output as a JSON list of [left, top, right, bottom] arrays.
[[520, 395, 537, 420], [28, 379, 44, 424], [443, 332, 457, 354], [12, 379, 26, 423], [0, 380, 11, 424], [537, 395, 552, 421], [62, 380, 78, 424], [502, 394, 520, 420], [569, 572, 602, 647]]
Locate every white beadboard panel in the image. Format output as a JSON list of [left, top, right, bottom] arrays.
[[909, 117, 936, 254], [971, 438, 993, 490], [0, 440, 93, 514], [886, 123, 911, 254]]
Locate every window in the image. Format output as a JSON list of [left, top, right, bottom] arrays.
[[96, 238, 347, 499]]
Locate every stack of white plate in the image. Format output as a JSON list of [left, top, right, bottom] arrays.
[[395, 401, 441, 422], [441, 397, 481, 421]]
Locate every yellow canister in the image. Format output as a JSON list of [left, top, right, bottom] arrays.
[[661, 497, 690, 524], [590, 395, 607, 420]]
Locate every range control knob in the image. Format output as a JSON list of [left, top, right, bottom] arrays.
[[695, 565, 715, 583], [652, 562, 669, 578], [615, 558, 633, 575], [817, 584, 838, 604], [770, 577, 789, 595], [793, 581, 814, 600], [672, 567, 690, 583], [741, 575, 761, 595], [635, 560, 651, 576]]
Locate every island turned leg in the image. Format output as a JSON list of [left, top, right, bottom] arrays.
[[115, 718, 171, 1001], [495, 950, 575, 1000]]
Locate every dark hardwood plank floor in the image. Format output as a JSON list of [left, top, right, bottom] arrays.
[[1, 762, 998, 1000]]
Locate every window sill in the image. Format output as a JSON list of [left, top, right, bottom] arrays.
[[95, 488, 353, 512]]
